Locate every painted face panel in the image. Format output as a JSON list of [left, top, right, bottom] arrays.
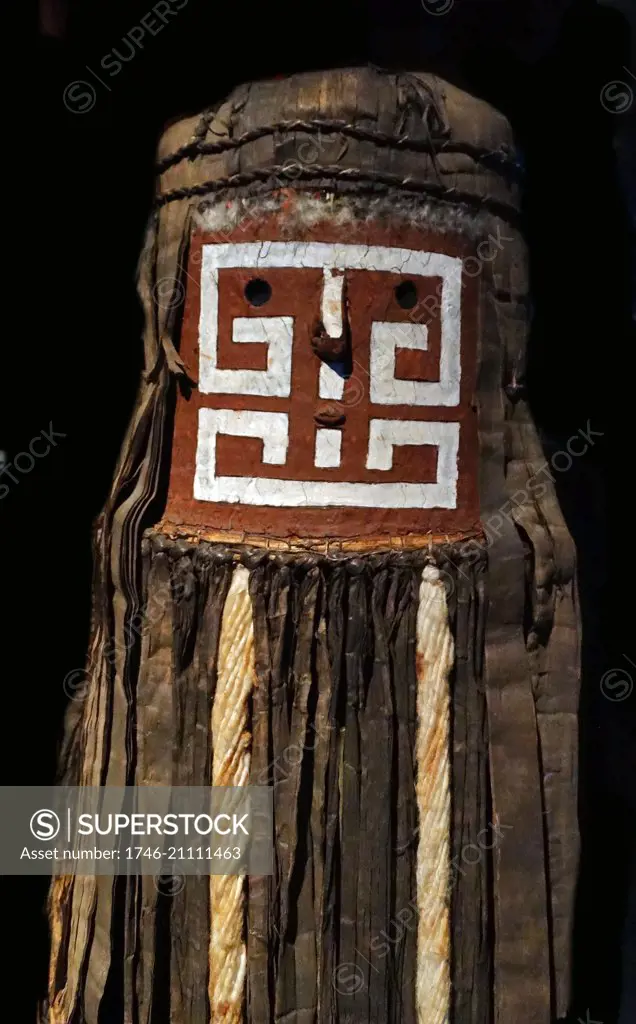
[[165, 218, 479, 539]]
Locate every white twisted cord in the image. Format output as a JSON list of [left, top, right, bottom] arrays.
[[415, 563, 454, 1024], [209, 565, 256, 1023]]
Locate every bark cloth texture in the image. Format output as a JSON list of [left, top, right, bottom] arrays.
[[47, 67, 580, 1024]]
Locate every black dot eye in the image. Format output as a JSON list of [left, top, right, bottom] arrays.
[[244, 278, 272, 306], [394, 281, 418, 309]]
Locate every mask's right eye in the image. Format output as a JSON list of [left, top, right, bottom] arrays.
[[394, 280, 418, 309], [244, 278, 272, 307]]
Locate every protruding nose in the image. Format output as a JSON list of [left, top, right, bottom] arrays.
[[311, 324, 348, 362], [311, 269, 351, 366]]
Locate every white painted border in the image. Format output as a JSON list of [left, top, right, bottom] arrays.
[[369, 321, 459, 406], [195, 409, 459, 509], [199, 313, 294, 397], [198, 242, 462, 406], [314, 428, 343, 468], [195, 241, 463, 510]]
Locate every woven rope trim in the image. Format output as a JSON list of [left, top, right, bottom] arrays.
[[155, 164, 520, 225], [415, 563, 454, 1024], [157, 118, 520, 178]]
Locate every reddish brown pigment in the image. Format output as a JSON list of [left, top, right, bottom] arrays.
[[164, 214, 480, 539]]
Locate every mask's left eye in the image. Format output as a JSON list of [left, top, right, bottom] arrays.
[[244, 278, 272, 307], [394, 280, 418, 309]]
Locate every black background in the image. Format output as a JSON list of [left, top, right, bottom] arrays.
[[10, 1, 635, 1020]]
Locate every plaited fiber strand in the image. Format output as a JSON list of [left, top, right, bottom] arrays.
[[47, 527, 488, 1024], [47, 80, 494, 1018], [246, 550, 422, 1023], [48, 67, 579, 1024], [210, 565, 256, 1023], [415, 564, 453, 1024], [135, 541, 234, 1024], [45, 204, 187, 1024]]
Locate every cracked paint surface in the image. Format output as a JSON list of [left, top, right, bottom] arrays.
[[165, 214, 479, 539]]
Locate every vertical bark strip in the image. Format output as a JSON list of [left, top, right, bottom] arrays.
[[337, 568, 365, 1022], [389, 568, 419, 1024], [449, 559, 491, 1024], [48, 66, 579, 1024], [50, 531, 501, 1024], [246, 564, 275, 1023], [478, 279, 551, 1024], [168, 554, 233, 1024], [274, 567, 320, 1024], [492, 256, 580, 1021], [135, 547, 175, 1024]]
